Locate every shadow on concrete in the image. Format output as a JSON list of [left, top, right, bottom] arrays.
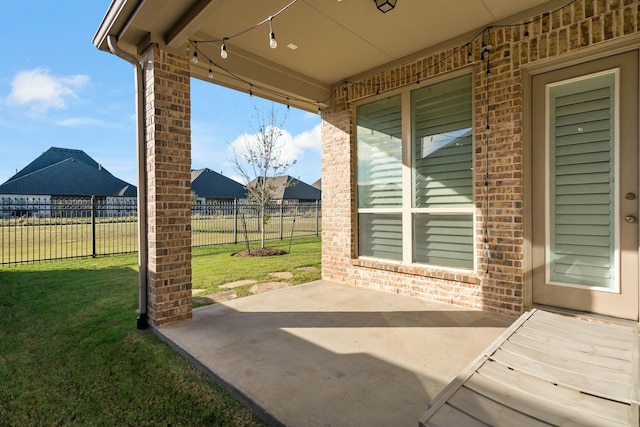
[[158, 280, 514, 427]]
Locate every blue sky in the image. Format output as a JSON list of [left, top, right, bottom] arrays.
[[0, 1, 321, 187]]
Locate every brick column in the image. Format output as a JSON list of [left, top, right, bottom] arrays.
[[320, 104, 354, 282], [142, 44, 192, 327]]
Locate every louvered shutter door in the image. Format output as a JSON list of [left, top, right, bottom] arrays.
[[549, 72, 616, 288]]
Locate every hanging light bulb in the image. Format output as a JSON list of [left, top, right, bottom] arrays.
[[269, 17, 277, 49], [220, 40, 228, 59], [208, 61, 214, 79], [191, 42, 198, 63]]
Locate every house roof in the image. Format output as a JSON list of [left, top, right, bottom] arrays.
[[248, 175, 321, 201], [93, 0, 556, 112], [191, 168, 247, 199], [0, 147, 137, 197]]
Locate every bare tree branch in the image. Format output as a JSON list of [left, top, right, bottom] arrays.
[[230, 103, 296, 248]]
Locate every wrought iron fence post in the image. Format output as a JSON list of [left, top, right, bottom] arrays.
[[279, 202, 284, 240], [233, 199, 238, 245], [91, 196, 97, 258]]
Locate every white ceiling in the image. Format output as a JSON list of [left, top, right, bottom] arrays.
[[94, 0, 563, 111]]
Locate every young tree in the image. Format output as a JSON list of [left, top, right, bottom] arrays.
[[231, 104, 295, 248]]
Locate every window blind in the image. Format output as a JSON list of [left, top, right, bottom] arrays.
[[412, 213, 473, 268], [357, 95, 402, 209], [412, 74, 473, 208]]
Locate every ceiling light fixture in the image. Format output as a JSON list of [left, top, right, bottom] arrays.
[[374, 0, 397, 13]]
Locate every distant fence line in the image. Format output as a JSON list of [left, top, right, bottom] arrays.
[[0, 197, 321, 265]]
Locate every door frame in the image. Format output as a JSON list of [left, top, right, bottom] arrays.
[[522, 35, 640, 322]]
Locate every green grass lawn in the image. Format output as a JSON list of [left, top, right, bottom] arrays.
[[0, 237, 321, 425], [192, 237, 322, 300]]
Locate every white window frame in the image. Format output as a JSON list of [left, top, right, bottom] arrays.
[[355, 69, 476, 272]]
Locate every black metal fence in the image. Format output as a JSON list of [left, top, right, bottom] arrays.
[[0, 197, 321, 265]]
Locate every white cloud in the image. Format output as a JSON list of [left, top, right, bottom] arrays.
[[56, 117, 108, 127], [5, 68, 90, 113], [229, 123, 321, 165]]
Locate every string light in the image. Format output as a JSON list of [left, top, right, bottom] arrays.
[[269, 17, 277, 49], [186, 0, 580, 113], [220, 39, 228, 59], [191, 42, 198, 64], [208, 61, 214, 79]]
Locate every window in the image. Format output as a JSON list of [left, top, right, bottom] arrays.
[[357, 73, 474, 269]]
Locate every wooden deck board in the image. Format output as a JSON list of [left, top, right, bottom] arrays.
[[475, 360, 631, 424], [497, 339, 631, 384], [507, 332, 632, 371], [463, 373, 629, 427], [420, 309, 640, 427], [448, 386, 551, 427], [526, 312, 633, 343], [515, 322, 632, 360]]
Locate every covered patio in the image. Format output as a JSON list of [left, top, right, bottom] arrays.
[[92, 0, 640, 423], [157, 280, 515, 426]]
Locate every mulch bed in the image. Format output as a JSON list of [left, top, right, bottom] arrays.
[[232, 247, 288, 257]]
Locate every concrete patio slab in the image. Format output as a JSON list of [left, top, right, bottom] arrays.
[[250, 281, 292, 294], [192, 290, 237, 305], [157, 280, 515, 427]]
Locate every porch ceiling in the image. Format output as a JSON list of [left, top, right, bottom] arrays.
[[94, 0, 559, 111]]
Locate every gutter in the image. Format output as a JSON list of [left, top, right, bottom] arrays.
[[107, 35, 149, 330]]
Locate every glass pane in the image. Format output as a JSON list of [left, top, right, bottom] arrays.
[[412, 74, 473, 208], [357, 95, 402, 208], [359, 213, 402, 260], [549, 72, 616, 288], [413, 213, 473, 269]]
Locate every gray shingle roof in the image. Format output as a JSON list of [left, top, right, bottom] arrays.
[[248, 176, 321, 200], [0, 147, 137, 197], [191, 168, 247, 199]]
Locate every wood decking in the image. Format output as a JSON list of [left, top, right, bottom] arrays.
[[420, 309, 639, 427]]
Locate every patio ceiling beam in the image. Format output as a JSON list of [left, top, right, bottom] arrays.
[[191, 40, 331, 111], [165, 0, 217, 49]]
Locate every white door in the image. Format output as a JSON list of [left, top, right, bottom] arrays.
[[531, 51, 639, 320]]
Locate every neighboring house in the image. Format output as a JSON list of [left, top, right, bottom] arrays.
[[94, 1, 640, 327], [311, 179, 321, 191], [0, 147, 136, 218], [247, 175, 321, 203], [191, 168, 246, 203]]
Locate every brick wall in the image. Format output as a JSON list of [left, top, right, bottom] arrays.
[[321, 0, 639, 316], [142, 45, 193, 327]]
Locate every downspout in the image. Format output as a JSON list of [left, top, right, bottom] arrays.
[[107, 35, 149, 330]]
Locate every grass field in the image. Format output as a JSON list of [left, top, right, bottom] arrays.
[[191, 237, 322, 301], [0, 237, 321, 425], [1, 214, 320, 264]]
